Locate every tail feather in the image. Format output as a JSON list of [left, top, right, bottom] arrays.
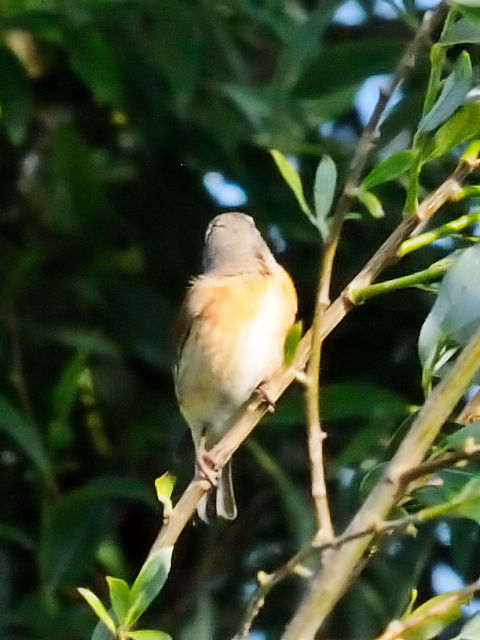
[[196, 460, 237, 523]]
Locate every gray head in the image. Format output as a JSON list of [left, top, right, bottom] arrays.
[[202, 212, 276, 275]]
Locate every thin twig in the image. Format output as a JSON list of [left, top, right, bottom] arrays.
[[282, 324, 480, 639], [235, 441, 480, 639]]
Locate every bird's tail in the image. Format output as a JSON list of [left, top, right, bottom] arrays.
[[197, 460, 237, 522]]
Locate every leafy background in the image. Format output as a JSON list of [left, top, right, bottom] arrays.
[[1, 0, 480, 639]]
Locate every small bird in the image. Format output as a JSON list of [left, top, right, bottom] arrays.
[[174, 212, 297, 522]]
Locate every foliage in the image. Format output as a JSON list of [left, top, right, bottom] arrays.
[[2, 0, 480, 639]]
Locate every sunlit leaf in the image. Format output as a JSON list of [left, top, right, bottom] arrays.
[[124, 548, 173, 626], [78, 588, 116, 634], [397, 591, 469, 640], [431, 103, 480, 158], [362, 150, 413, 190], [357, 189, 384, 218], [284, 321, 303, 366], [270, 150, 313, 220], [419, 51, 472, 133], [313, 154, 337, 239], [106, 576, 131, 625], [452, 611, 480, 639], [126, 631, 172, 640]]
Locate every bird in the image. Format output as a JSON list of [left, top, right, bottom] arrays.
[[174, 212, 297, 522]]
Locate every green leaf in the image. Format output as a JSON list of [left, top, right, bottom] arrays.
[[106, 576, 131, 625], [78, 588, 116, 634], [417, 469, 480, 521], [92, 620, 114, 640], [356, 189, 384, 218], [284, 321, 303, 366], [362, 150, 413, 190], [270, 150, 313, 219], [51, 352, 86, 420], [0, 44, 32, 144], [446, 421, 480, 450], [124, 547, 173, 626], [154, 473, 176, 516], [441, 18, 480, 45], [399, 591, 469, 640], [69, 28, 123, 105], [452, 612, 480, 640], [313, 155, 337, 239], [126, 631, 172, 640], [419, 52, 472, 133], [0, 395, 51, 479], [432, 103, 480, 161]]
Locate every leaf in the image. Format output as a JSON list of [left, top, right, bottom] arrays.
[[397, 591, 469, 640], [69, 28, 123, 105], [418, 244, 480, 382], [284, 321, 303, 366], [417, 469, 480, 521], [0, 395, 52, 479], [446, 421, 480, 450], [106, 576, 131, 625], [270, 150, 313, 219], [92, 620, 114, 640], [77, 588, 116, 634], [0, 44, 32, 144], [419, 52, 472, 133], [126, 631, 172, 640], [124, 547, 173, 626], [441, 18, 480, 45], [362, 150, 414, 190], [313, 155, 337, 239], [357, 189, 384, 218], [431, 102, 480, 159], [154, 473, 176, 516], [453, 612, 480, 639]]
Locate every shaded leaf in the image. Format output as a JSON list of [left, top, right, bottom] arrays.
[[441, 18, 480, 45], [446, 421, 480, 450], [362, 150, 413, 190], [0, 395, 51, 479], [0, 44, 32, 144], [124, 548, 173, 626], [419, 51, 472, 133], [78, 588, 116, 634], [313, 155, 337, 239]]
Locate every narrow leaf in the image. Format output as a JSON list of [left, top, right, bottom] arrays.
[[270, 150, 313, 218], [78, 588, 116, 633], [155, 473, 176, 516], [362, 150, 413, 190], [441, 18, 480, 45], [357, 189, 384, 218], [0, 395, 51, 478], [399, 591, 469, 640], [127, 631, 172, 640], [432, 103, 480, 158], [284, 321, 303, 366], [125, 547, 173, 626], [106, 576, 131, 625], [313, 155, 337, 239], [419, 51, 472, 133]]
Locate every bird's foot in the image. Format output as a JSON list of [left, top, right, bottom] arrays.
[[196, 446, 219, 487], [254, 383, 275, 413]]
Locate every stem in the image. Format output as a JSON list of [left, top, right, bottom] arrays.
[[282, 324, 480, 640], [398, 210, 480, 256], [351, 256, 453, 304]]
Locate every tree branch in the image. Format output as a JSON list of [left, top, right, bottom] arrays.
[[281, 324, 480, 640]]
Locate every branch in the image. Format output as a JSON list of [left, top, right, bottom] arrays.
[[281, 323, 480, 640], [235, 440, 480, 638], [304, 4, 446, 540]]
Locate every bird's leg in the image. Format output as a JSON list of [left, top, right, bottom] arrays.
[[195, 432, 219, 487], [254, 382, 275, 413]]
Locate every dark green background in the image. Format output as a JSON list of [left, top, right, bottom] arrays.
[[1, 1, 479, 638]]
